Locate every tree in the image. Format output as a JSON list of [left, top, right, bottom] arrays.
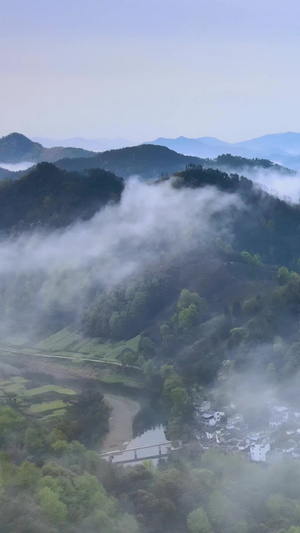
[[72, 472, 115, 519], [89, 509, 114, 531], [241, 251, 253, 265], [278, 266, 290, 285], [187, 507, 212, 533], [241, 251, 262, 267], [120, 348, 138, 366], [267, 494, 295, 529], [138, 336, 155, 357], [142, 359, 157, 385], [162, 374, 183, 409], [115, 513, 140, 532], [24, 426, 46, 455], [0, 406, 25, 435], [109, 311, 127, 339], [208, 491, 231, 530], [178, 304, 199, 329], [18, 461, 41, 490], [190, 469, 217, 500], [177, 289, 208, 322], [170, 387, 188, 416], [66, 388, 110, 446], [39, 486, 67, 523], [178, 289, 201, 310]]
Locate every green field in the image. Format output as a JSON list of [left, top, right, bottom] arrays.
[[0, 376, 77, 419], [29, 400, 69, 414], [34, 327, 140, 362], [42, 409, 67, 419], [26, 385, 76, 397], [0, 376, 28, 395], [0, 377, 76, 398]]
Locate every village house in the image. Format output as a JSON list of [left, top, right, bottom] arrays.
[[250, 442, 270, 462], [202, 410, 225, 427]]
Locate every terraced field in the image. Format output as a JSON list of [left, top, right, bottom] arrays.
[[2, 328, 141, 363], [26, 384, 76, 397], [0, 376, 77, 420], [35, 327, 140, 361], [29, 400, 68, 414]]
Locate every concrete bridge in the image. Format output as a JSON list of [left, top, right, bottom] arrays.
[[100, 441, 181, 464]]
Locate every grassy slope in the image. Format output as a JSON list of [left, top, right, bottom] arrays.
[[2, 328, 140, 361], [36, 328, 140, 361]]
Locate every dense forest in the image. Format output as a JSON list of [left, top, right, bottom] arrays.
[[4, 402, 300, 533], [0, 163, 124, 230], [55, 144, 202, 179], [203, 153, 294, 174]]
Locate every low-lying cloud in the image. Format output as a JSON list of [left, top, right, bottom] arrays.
[[235, 167, 300, 203], [0, 178, 240, 282], [0, 178, 241, 335], [0, 161, 34, 172]]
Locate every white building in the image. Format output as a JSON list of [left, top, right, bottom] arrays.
[[202, 412, 216, 427], [250, 442, 270, 462], [202, 411, 225, 427], [214, 411, 225, 423]]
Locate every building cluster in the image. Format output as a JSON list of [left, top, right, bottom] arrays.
[[193, 400, 300, 463]]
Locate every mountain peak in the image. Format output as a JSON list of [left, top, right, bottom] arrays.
[[2, 132, 42, 147], [0, 132, 43, 164]]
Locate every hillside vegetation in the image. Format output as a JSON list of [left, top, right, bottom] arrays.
[[0, 163, 124, 230]]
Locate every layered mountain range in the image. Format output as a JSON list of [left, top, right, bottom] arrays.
[[0, 132, 294, 182], [146, 132, 300, 170]]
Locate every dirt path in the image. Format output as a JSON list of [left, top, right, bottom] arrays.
[[102, 394, 140, 451]]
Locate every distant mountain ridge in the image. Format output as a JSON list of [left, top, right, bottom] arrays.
[[0, 132, 295, 183], [0, 133, 95, 164], [3, 131, 300, 170], [32, 136, 135, 152], [146, 132, 300, 170], [0, 142, 292, 184]]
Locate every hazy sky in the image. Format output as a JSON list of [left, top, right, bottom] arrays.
[[1, 0, 300, 142]]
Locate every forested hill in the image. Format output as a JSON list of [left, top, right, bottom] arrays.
[[176, 165, 300, 265], [76, 166, 300, 389], [0, 163, 124, 230], [0, 136, 292, 183], [56, 144, 292, 180], [0, 160, 299, 257], [55, 144, 203, 178], [0, 133, 95, 164], [202, 153, 294, 174], [2, 162, 300, 433]]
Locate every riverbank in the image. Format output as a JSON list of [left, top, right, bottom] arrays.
[[102, 394, 140, 451]]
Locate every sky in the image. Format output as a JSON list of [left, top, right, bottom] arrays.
[[1, 0, 300, 142]]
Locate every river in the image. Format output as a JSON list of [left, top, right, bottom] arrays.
[[102, 393, 166, 459]]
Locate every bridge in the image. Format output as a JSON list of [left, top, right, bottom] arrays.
[[100, 441, 181, 464]]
